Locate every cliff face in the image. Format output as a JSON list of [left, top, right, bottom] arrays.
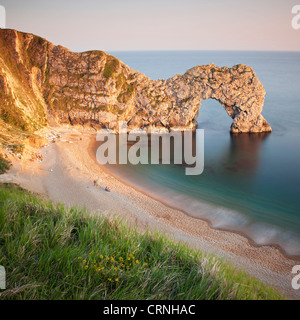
[[0, 28, 272, 139]]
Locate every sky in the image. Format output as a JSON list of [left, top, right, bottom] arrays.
[[1, 0, 300, 52]]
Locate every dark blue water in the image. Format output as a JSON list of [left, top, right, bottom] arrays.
[[104, 51, 300, 257]]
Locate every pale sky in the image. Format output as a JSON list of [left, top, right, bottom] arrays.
[[1, 0, 300, 52]]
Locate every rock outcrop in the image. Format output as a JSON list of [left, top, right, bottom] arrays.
[[0, 28, 271, 136]]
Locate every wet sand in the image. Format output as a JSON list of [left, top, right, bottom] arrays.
[[1, 126, 299, 299]]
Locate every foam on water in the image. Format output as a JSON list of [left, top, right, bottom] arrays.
[[98, 161, 300, 257]]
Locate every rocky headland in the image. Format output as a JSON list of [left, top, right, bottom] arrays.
[[0, 28, 271, 154]]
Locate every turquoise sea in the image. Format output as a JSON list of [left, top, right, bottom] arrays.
[[100, 51, 300, 257]]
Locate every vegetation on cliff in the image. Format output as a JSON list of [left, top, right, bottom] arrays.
[[0, 29, 47, 155], [0, 183, 282, 300], [0, 153, 11, 174], [0, 28, 272, 141]]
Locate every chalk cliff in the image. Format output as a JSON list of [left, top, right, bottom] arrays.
[[0, 28, 271, 143]]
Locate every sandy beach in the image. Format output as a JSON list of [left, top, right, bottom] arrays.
[[1, 125, 299, 300]]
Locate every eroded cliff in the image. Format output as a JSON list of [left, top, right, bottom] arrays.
[[0, 28, 271, 146]]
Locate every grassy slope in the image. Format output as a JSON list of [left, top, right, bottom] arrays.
[[0, 183, 283, 300]]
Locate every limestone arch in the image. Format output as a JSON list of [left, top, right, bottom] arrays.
[[129, 63, 272, 133]]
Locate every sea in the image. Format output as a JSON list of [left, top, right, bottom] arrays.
[[100, 50, 300, 257]]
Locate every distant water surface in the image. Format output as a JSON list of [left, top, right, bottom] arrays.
[[98, 51, 300, 257]]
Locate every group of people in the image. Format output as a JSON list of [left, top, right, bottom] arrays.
[[93, 179, 111, 192]]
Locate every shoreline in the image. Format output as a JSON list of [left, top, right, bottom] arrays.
[[100, 168, 300, 262], [1, 126, 299, 299], [90, 138, 300, 261]]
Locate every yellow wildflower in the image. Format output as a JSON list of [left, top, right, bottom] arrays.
[[99, 255, 103, 259], [135, 260, 139, 264], [84, 265, 88, 270], [115, 278, 119, 282]]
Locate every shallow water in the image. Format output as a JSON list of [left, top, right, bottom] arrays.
[[97, 51, 300, 257]]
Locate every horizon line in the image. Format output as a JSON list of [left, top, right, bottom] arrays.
[[106, 49, 300, 53], [2, 28, 299, 54]]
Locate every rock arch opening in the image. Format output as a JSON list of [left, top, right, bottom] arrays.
[[195, 99, 233, 132]]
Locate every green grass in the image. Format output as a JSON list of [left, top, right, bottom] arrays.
[[0, 183, 283, 300], [0, 154, 11, 174], [0, 91, 29, 131], [103, 56, 120, 79]]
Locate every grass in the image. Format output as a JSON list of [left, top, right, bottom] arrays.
[[103, 56, 120, 79], [0, 154, 11, 174], [117, 82, 135, 104], [0, 183, 283, 300], [0, 91, 29, 131]]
